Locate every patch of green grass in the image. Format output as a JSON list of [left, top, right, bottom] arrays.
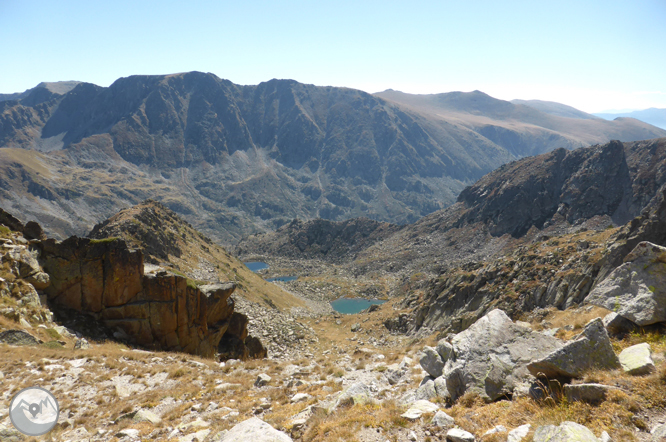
[[0, 225, 11, 235], [45, 328, 61, 340], [89, 237, 119, 244]]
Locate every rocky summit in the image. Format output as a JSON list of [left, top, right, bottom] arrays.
[[2, 132, 666, 440]]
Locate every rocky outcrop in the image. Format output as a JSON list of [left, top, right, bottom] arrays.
[[439, 309, 563, 401], [533, 421, 602, 442], [36, 236, 247, 358], [527, 318, 620, 379], [586, 241, 666, 326]]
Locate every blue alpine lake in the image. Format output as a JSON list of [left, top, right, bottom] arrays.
[[244, 262, 269, 272], [330, 298, 387, 314], [266, 276, 298, 282]]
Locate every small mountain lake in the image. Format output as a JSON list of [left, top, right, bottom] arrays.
[[266, 276, 298, 282], [244, 262, 297, 282], [244, 262, 269, 272], [330, 298, 387, 314]]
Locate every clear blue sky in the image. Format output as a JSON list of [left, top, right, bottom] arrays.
[[1, 0, 665, 112]]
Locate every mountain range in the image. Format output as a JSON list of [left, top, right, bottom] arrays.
[[1, 73, 665, 244], [594, 108, 666, 130]]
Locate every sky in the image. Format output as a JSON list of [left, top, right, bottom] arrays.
[[1, 0, 665, 113]]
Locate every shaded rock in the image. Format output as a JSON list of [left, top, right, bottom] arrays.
[[74, 338, 91, 349], [0, 329, 40, 346], [220, 417, 292, 442], [420, 346, 444, 378], [446, 428, 475, 442], [508, 424, 531, 442], [586, 241, 666, 326], [431, 410, 455, 428], [443, 309, 563, 401], [564, 383, 617, 404], [255, 373, 271, 387], [602, 312, 637, 337], [351, 323, 361, 332], [415, 376, 437, 401], [436, 339, 454, 363], [23, 221, 46, 241], [401, 400, 439, 420], [619, 343, 655, 375], [434, 376, 450, 400], [386, 356, 412, 385], [533, 421, 600, 442], [528, 318, 619, 379]]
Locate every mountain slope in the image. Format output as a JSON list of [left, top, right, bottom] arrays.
[[375, 90, 666, 158], [595, 108, 666, 130], [1, 73, 665, 244]]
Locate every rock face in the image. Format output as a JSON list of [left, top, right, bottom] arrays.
[[0, 329, 40, 346], [220, 417, 292, 442], [528, 318, 620, 379], [442, 309, 563, 401], [37, 236, 244, 357], [586, 241, 666, 326], [564, 383, 617, 404]]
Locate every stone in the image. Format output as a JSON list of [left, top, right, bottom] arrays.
[[528, 318, 620, 379], [415, 376, 437, 401], [133, 409, 162, 425], [586, 241, 666, 326], [564, 383, 617, 404], [602, 312, 637, 337], [443, 309, 563, 401], [434, 376, 450, 400], [419, 346, 444, 378], [436, 339, 454, 363], [533, 421, 600, 442], [652, 423, 666, 441], [507, 424, 530, 442], [401, 400, 439, 420], [290, 393, 311, 403], [74, 338, 91, 349], [332, 382, 371, 409], [483, 426, 507, 436], [408, 430, 417, 441], [431, 410, 455, 428], [116, 428, 140, 439], [600, 431, 611, 442], [255, 373, 271, 387], [386, 356, 411, 385], [219, 417, 292, 442], [351, 323, 361, 332], [179, 429, 211, 442], [446, 428, 476, 442], [60, 427, 90, 441], [0, 329, 40, 346], [619, 343, 655, 375]]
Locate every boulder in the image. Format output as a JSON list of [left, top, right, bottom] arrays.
[[419, 346, 444, 378], [219, 417, 292, 442], [446, 428, 475, 442], [431, 410, 455, 428], [507, 424, 531, 442], [132, 409, 162, 425], [255, 374, 271, 387], [619, 343, 655, 375], [528, 318, 620, 379], [652, 423, 666, 441], [602, 312, 637, 337], [415, 376, 437, 401], [564, 383, 617, 404], [386, 356, 412, 385], [443, 309, 563, 401], [401, 400, 439, 420], [0, 329, 40, 346], [533, 421, 600, 442], [332, 382, 371, 410], [586, 241, 666, 326], [436, 339, 454, 363]]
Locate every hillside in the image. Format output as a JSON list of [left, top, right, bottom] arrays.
[[595, 108, 666, 130], [2, 73, 665, 245]]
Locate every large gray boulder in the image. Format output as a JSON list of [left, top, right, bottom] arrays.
[[220, 417, 292, 442], [586, 241, 666, 326], [619, 343, 655, 375], [0, 329, 40, 346], [443, 309, 563, 401], [564, 383, 617, 404], [533, 421, 600, 442], [419, 346, 444, 378], [528, 318, 620, 379]]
